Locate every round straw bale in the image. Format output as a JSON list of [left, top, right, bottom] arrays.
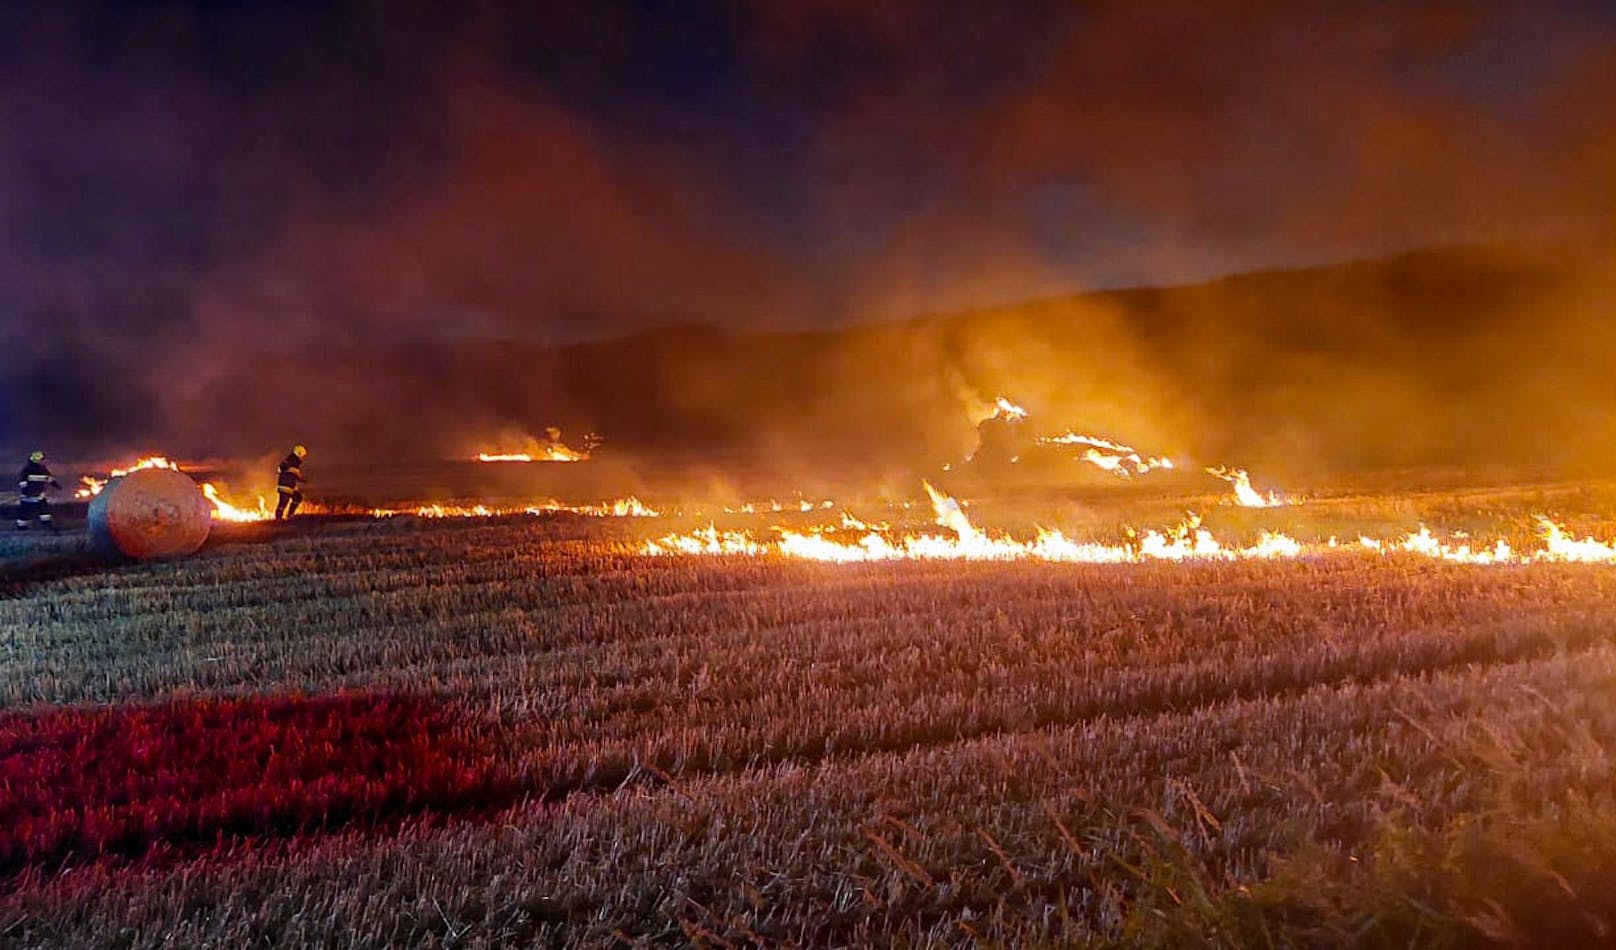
[[88, 468, 212, 559]]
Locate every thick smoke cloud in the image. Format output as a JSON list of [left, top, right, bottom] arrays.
[[754, 0, 1616, 316], [0, 1, 1611, 475]]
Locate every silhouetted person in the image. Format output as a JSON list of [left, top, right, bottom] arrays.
[[973, 411, 1024, 471], [16, 450, 61, 531], [275, 445, 308, 520]]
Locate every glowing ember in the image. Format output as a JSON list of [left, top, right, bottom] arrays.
[[1206, 467, 1283, 507]]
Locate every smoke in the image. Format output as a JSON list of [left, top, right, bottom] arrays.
[[752, 0, 1616, 315], [0, 1, 1612, 482]]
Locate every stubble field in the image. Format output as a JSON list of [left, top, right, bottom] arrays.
[[5, 483, 1616, 947]]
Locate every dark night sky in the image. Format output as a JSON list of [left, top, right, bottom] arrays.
[[0, 0, 1613, 454]]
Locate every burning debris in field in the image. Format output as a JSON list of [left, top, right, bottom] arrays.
[[1206, 467, 1286, 508], [965, 397, 1292, 505], [1036, 432, 1176, 478], [473, 429, 596, 463], [989, 397, 1028, 422]]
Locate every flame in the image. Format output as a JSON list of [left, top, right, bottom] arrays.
[[476, 448, 586, 463], [643, 525, 770, 556], [643, 482, 1616, 568], [1538, 518, 1616, 563], [63, 453, 1616, 569], [1206, 467, 1283, 507], [646, 483, 1305, 563], [993, 397, 1029, 420], [722, 499, 836, 514], [1350, 520, 1616, 564], [1037, 432, 1175, 477], [542, 497, 661, 518], [371, 496, 661, 519], [73, 456, 275, 521], [75, 456, 181, 498], [201, 483, 275, 523], [474, 428, 590, 463], [1361, 527, 1512, 564]]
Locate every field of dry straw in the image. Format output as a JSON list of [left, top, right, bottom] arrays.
[[4, 482, 1616, 947]]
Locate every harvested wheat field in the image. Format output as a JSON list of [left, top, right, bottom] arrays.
[[6, 479, 1616, 948]]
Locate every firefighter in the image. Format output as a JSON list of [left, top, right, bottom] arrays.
[[972, 409, 1024, 471], [274, 444, 308, 521], [16, 450, 62, 531]]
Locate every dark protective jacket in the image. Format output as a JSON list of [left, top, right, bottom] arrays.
[[276, 453, 305, 493], [973, 414, 1022, 466], [17, 461, 60, 499]]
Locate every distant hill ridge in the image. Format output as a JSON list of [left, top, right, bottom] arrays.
[[164, 236, 1616, 476]]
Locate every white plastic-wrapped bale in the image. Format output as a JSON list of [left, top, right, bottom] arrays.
[[87, 467, 213, 559]]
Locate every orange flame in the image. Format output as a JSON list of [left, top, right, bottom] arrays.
[[646, 483, 1304, 563], [371, 496, 661, 519], [75, 456, 181, 498], [643, 483, 1616, 567], [1038, 432, 1175, 477], [1206, 467, 1283, 507], [992, 397, 1029, 421], [74, 456, 275, 522], [201, 484, 275, 523], [473, 428, 591, 463]]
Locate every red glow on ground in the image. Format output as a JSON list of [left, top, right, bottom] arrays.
[[0, 694, 516, 878]]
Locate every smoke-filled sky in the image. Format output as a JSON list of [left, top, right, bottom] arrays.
[[2, 0, 1613, 457]]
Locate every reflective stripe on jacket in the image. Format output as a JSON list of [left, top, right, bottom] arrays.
[[276, 454, 304, 490], [17, 461, 54, 499]]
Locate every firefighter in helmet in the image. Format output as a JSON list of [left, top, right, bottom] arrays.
[[16, 450, 62, 531], [275, 444, 308, 521]]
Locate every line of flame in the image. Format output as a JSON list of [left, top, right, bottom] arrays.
[[645, 483, 1616, 566], [371, 496, 661, 519]]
